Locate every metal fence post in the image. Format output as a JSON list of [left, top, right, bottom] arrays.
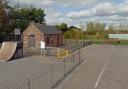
[[80, 42, 83, 62], [72, 51, 75, 69], [64, 58, 66, 76], [79, 49, 81, 64]]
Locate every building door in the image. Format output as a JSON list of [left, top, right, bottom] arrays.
[[28, 35, 35, 47], [46, 37, 50, 45]]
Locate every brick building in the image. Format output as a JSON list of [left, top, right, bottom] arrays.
[[23, 23, 63, 48]]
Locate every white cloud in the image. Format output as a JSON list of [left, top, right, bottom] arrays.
[[41, 0, 54, 5], [67, 10, 94, 19], [9, 0, 128, 25], [46, 17, 72, 25], [108, 15, 128, 21], [67, 2, 118, 19], [56, 0, 96, 6], [66, 1, 128, 23], [93, 2, 117, 16], [10, 0, 55, 7]]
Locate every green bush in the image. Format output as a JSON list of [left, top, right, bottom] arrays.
[[64, 29, 84, 40]]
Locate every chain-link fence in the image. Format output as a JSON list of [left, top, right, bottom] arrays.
[[63, 39, 92, 52]]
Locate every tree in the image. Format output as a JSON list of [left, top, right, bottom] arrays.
[[55, 23, 68, 33], [9, 7, 46, 32], [107, 25, 115, 34], [0, 0, 9, 27], [86, 21, 95, 35], [69, 26, 81, 30], [60, 23, 68, 33], [95, 22, 106, 32], [85, 21, 108, 39], [95, 31, 108, 39], [64, 29, 84, 40], [55, 25, 61, 31], [0, 0, 11, 42]]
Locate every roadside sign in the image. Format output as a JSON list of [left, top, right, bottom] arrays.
[[41, 41, 46, 56], [41, 41, 45, 49]]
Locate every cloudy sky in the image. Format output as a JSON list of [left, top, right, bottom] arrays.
[[9, 0, 128, 27]]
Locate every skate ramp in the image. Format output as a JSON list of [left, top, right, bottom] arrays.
[[0, 42, 17, 61]]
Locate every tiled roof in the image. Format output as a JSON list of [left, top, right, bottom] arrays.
[[35, 23, 62, 34]]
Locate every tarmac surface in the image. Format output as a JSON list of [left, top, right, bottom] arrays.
[[0, 56, 53, 89], [0, 44, 128, 89], [55, 45, 128, 89]]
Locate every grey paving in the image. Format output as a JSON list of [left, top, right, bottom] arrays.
[[0, 56, 55, 89], [55, 45, 128, 89], [0, 45, 83, 89], [96, 45, 128, 89], [0, 45, 128, 89]]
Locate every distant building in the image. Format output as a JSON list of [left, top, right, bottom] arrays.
[[23, 23, 63, 48]]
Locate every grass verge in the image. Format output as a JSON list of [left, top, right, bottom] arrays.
[[92, 40, 128, 45]]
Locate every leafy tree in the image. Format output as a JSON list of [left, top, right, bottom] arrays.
[[86, 21, 106, 35], [55, 23, 82, 34], [60, 23, 68, 33], [95, 22, 106, 32], [64, 29, 84, 40], [0, 0, 10, 27], [0, 0, 11, 42], [55, 24, 61, 31], [55, 23, 68, 33], [86, 21, 95, 35], [95, 31, 108, 39], [107, 25, 115, 34], [9, 7, 46, 32], [69, 26, 81, 30], [85, 21, 108, 39], [64, 29, 75, 39]]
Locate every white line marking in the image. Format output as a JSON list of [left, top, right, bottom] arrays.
[[94, 45, 114, 88]]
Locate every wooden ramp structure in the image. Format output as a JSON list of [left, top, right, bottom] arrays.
[[0, 42, 17, 61]]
